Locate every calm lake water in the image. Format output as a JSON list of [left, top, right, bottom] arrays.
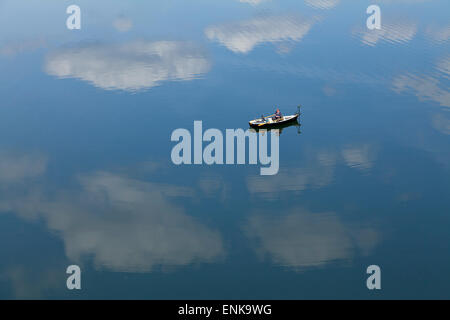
[[0, 0, 449, 299]]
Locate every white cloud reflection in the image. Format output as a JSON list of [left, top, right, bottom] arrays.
[[436, 55, 450, 79], [393, 73, 450, 108], [432, 112, 450, 135], [1, 266, 64, 299], [426, 24, 450, 44], [45, 41, 210, 92], [0, 38, 46, 56], [390, 51, 449, 114], [0, 151, 46, 185], [205, 15, 317, 54], [0, 153, 223, 272], [392, 55, 450, 108], [40, 172, 223, 272], [246, 208, 379, 270], [376, 0, 434, 3], [305, 0, 340, 10], [354, 21, 417, 46], [341, 144, 376, 172], [239, 0, 266, 5], [113, 16, 133, 32], [247, 145, 377, 199], [247, 166, 334, 200]]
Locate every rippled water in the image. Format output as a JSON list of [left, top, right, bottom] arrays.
[[0, 0, 449, 299]]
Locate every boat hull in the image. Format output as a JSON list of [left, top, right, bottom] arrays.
[[249, 114, 299, 129]]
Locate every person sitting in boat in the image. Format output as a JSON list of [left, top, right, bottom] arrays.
[[273, 108, 282, 120]]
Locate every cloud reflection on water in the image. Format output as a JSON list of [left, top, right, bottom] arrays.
[[42, 172, 223, 272], [247, 144, 377, 199], [246, 208, 379, 270], [393, 73, 450, 108], [432, 112, 450, 135], [426, 24, 450, 44], [0, 38, 47, 57], [354, 21, 417, 46], [0, 153, 224, 272], [436, 55, 450, 79], [113, 16, 133, 33], [44, 41, 211, 92], [239, 0, 266, 5], [205, 15, 318, 54], [0, 151, 47, 185], [304, 0, 340, 10], [391, 54, 450, 110], [341, 144, 376, 172]]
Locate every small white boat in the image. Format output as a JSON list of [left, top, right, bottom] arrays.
[[249, 106, 301, 128]]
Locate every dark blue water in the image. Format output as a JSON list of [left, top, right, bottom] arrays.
[[0, 0, 449, 299]]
